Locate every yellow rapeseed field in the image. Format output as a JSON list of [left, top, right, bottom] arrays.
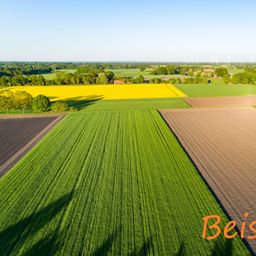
[[2, 84, 186, 101]]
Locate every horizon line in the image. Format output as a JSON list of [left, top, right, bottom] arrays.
[[0, 60, 256, 64]]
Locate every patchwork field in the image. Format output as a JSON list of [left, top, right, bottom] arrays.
[[160, 107, 256, 253], [0, 105, 249, 255], [3, 84, 186, 101], [0, 115, 62, 176], [184, 95, 256, 108]]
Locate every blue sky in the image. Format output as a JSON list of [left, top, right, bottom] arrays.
[[0, 0, 256, 62]]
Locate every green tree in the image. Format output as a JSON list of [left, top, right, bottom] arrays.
[[0, 95, 14, 113], [231, 72, 256, 84], [96, 73, 108, 84], [215, 68, 228, 77], [32, 94, 50, 112], [150, 78, 162, 84], [82, 75, 94, 85], [105, 71, 115, 84], [133, 75, 144, 84], [0, 77, 9, 86], [152, 67, 168, 75], [13, 91, 33, 113], [10, 75, 28, 86], [223, 75, 231, 84], [51, 102, 69, 112], [140, 66, 146, 72]]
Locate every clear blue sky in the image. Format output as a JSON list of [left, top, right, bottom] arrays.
[[0, 0, 256, 62]]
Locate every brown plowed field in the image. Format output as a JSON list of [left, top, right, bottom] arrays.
[[184, 95, 256, 108], [0, 115, 62, 176], [160, 107, 256, 253]]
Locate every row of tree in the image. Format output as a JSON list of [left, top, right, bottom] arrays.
[[0, 62, 150, 78], [0, 64, 52, 77], [151, 66, 183, 75], [0, 90, 74, 113], [0, 75, 47, 86], [0, 71, 115, 86], [52, 71, 115, 85]]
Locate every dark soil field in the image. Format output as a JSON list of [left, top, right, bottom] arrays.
[[160, 107, 256, 253], [0, 115, 62, 176], [184, 95, 256, 108]]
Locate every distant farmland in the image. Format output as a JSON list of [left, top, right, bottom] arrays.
[[0, 105, 249, 255], [160, 107, 256, 253], [42, 69, 76, 80]]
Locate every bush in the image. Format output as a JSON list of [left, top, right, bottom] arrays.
[[150, 78, 162, 84], [51, 102, 69, 112], [32, 94, 50, 112], [69, 106, 78, 112]]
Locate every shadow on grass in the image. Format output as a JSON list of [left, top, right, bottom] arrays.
[[0, 191, 74, 256], [129, 236, 154, 256], [62, 95, 103, 110], [92, 227, 121, 256], [24, 231, 60, 256], [92, 229, 154, 256], [176, 241, 186, 256], [211, 237, 233, 256], [136, 236, 154, 256], [174, 238, 233, 256]]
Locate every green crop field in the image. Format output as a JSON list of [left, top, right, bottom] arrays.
[[65, 98, 189, 111], [109, 68, 151, 77], [228, 67, 245, 75], [42, 73, 58, 80], [177, 83, 256, 97], [0, 99, 249, 255], [43, 69, 76, 80], [110, 68, 187, 80]]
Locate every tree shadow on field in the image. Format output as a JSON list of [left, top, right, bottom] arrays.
[[0, 191, 74, 256], [176, 241, 186, 256], [24, 231, 61, 256], [211, 237, 233, 256], [62, 95, 103, 110], [92, 226, 121, 256], [129, 236, 154, 256]]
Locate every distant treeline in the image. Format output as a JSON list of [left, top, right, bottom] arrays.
[[0, 72, 115, 86], [152, 66, 256, 85], [0, 63, 142, 86], [0, 64, 52, 77], [1, 62, 256, 86]]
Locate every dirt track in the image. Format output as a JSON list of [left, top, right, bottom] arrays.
[[184, 95, 256, 108], [0, 115, 63, 176], [160, 107, 256, 253]]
